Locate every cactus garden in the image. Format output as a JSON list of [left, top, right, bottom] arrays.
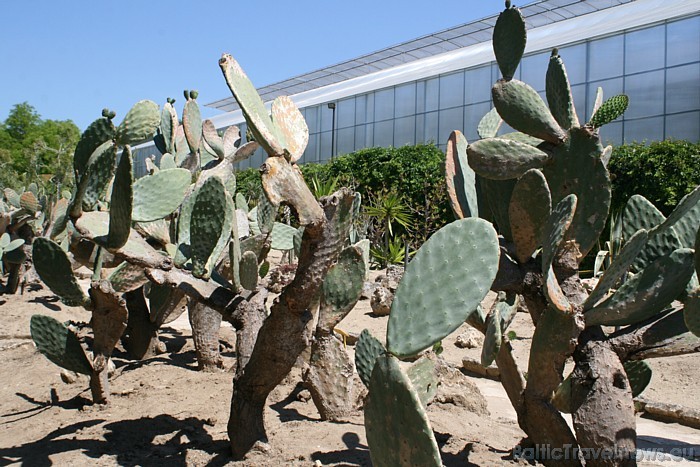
[[1, 2, 699, 466]]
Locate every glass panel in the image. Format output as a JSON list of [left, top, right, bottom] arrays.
[[666, 63, 700, 114], [667, 16, 700, 67], [423, 111, 439, 145], [305, 106, 319, 133], [439, 71, 464, 109], [354, 125, 367, 151], [600, 121, 623, 146], [415, 114, 425, 144], [558, 43, 587, 85], [302, 133, 318, 164], [374, 88, 394, 121], [366, 93, 375, 123], [355, 95, 368, 124], [624, 70, 665, 119], [439, 107, 464, 146], [374, 120, 394, 147], [320, 131, 332, 162], [521, 52, 549, 92], [394, 115, 416, 147], [364, 123, 374, 148], [624, 116, 664, 143], [465, 66, 492, 105], [337, 127, 355, 155], [587, 78, 623, 122], [416, 81, 426, 114], [337, 97, 355, 129], [571, 83, 587, 124], [464, 102, 492, 141], [666, 111, 700, 141], [395, 82, 416, 118], [320, 104, 334, 132], [425, 77, 439, 112], [625, 25, 665, 74], [589, 35, 624, 81]]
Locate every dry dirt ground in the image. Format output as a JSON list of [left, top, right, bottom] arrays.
[[0, 270, 699, 466]]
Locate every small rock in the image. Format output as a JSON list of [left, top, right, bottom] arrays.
[[360, 281, 379, 300], [454, 328, 484, 349], [60, 370, 77, 384], [462, 357, 501, 380], [434, 360, 489, 415], [370, 286, 393, 316], [297, 389, 312, 402], [384, 265, 404, 291]]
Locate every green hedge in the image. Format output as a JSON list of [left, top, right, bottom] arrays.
[[608, 140, 700, 216]]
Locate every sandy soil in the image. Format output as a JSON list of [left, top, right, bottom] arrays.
[[0, 270, 698, 466]]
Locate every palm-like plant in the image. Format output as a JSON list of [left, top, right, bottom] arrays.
[[364, 191, 413, 267]]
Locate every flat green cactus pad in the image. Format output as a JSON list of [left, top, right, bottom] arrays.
[[492, 79, 566, 144], [257, 195, 277, 235], [584, 229, 648, 310], [498, 131, 543, 146], [271, 95, 308, 162], [182, 99, 202, 154], [79, 140, 118, 212], [3, 188, 20, 208], [656, 184, 700, 249], [481, 309, 502, 367], [115, 100, 160, 145], [159, 153, 176, 170], [406, 357, 438, 409], [364, 354, 441, 467], [107, 261, 148, 293], [132, 168, 191, 223], [270, 222, 298, 251], [33, 238, 89, 307], [683, 287, 700, 337], [202, 119, 225, 158], [542, 194, 577, 313], [543, 127, 611, 262], [355, 329, 386, 389], [445, 130, 477, 219], [509, 168, 551, 263], [159, 102, 178, 154], [219, 54, 288, 157], [546, 51, 579, 130], [586, 248, 695, 327], [467, 137, 550, 180], [30, 315, 93, 375], [19, 191, 40, 213], [623, 360, 652, 398], [107, 148, 133, 249], [239, 250, 259, 291], [387, 218, 499, 358], [480, 177, 516, 241], [493, 4, 526, 80], [190, 176, 230, 278], [477, 107, 503, 139], [74, 116, 116, 179], [318, 246, 365, 332], [623, 195, 682, 272], [588, 95, 628, 129]]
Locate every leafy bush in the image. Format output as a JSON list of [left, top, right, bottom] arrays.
[[608, 140, 700, 216]]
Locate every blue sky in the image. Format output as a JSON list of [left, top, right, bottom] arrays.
[[1, 1, 504, 130]]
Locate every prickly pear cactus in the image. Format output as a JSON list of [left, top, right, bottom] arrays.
[[30, 314, 93, 375]]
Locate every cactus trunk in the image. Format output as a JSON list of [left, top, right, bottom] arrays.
[[188, 300, 224, 372]]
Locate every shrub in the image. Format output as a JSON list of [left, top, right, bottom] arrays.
[[608, 140, 700, 216]]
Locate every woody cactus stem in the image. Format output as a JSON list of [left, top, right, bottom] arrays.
[[228, 184, 355, 458]]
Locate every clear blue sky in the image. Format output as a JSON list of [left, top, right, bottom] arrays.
[[1, 1, 505, 131]]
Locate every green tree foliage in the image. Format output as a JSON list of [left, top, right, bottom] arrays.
[[0, 102, 80, 194], [608, 140, 700, 216]]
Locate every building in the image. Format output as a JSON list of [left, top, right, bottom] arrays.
[[134, 0, 700, 176]]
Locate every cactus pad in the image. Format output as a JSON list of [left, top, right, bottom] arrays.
[[541, 194, 577, 313], [468, 137, 550, 180], [202, 119, 225, 158], [493, 4, 526, 80], [270, 222, 297, 251], [115, 100, 160, 145], [492, 79, 566, 144], [585, 248, 695, 327], [655, 184, 700, 249], [445, 130, 477, 218], [74, 116, 116, 178], [546, 50, 579, 130], [239, 250, 259, 291], [219, 54, 288, 157], [132, 168, 191, 222], [406, 357, 438, 409], [509, 169, 551, 263], [318, 246, 365, 332], [19, 191, 40, 213], [588, 95, 628, 129], [479, 177, 516, 241], [684, 287, 700, 337], [159, 102, 178, 154], [182, 98, 202, 154], [3, 188, 20, 208], [482, 309, 503, 367], [364, 354, 441, 467], [107, 261, 148, 293], [33, 238, 89, 307], [623, 360, 652, 398], [30, 315, 93, 375], [355, 329, 386, 388], [387, 218, 499, 358], [190, 176, 230, 278], [271, 95, 308, 162], [107, 148, 133, 249], [477, 107, 503, 139], [79, 140, 118, 212]]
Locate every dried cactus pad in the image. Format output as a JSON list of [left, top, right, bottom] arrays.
[[33, 238, 89, 307], [355, 329, 386, 388], [509, 168, 552, 263], [364, 354, 441, 467], [30, 314, 93, 375], [387, 218, 499, 358], [271, 95, 309, 162]]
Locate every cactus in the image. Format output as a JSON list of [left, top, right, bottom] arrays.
[[29, 314, 93, 375], [131, 168, 191, 222]]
